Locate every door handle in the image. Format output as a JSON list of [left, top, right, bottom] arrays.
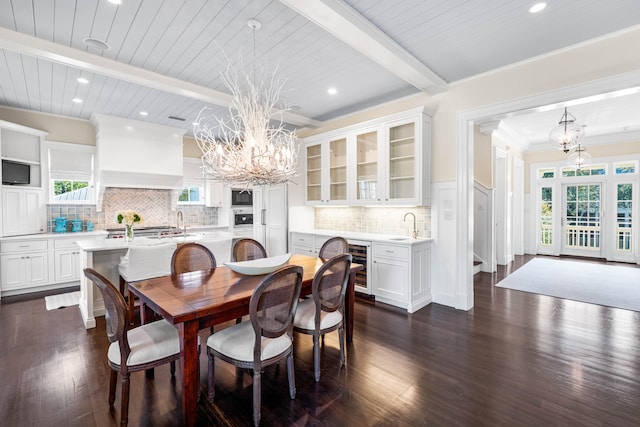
[[261, 209, 266, 225]]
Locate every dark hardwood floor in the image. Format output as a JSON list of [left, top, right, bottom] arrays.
[[1, 255, 639, 426]]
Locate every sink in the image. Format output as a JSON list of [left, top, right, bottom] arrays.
[[389, 237, 409, 241]]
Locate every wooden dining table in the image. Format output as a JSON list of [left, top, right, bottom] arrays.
[[128, 254, 362, 427]]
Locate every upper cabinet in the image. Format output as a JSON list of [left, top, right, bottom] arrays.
[[304, 108, 431, 206]]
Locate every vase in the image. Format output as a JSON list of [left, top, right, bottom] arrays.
[[125, 224, 134, 242]]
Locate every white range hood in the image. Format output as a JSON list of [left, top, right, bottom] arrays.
[[91, 114, 186, 211]]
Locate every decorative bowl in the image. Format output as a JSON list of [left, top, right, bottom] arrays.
[[224, 253, 292, 275]]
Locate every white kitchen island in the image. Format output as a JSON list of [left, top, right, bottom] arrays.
[[76, 232, 232, 329]]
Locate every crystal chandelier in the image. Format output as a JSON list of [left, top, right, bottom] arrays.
[[193, 19, 298, 187], [548, 107, 585, 153], [568, 144, 591, 170]]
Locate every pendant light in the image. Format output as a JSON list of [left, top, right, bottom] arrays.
[[548, 107, 585, 153]]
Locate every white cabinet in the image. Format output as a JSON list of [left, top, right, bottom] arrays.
[[290, 232, 315, 255], [371, 240, 431, 312], [2, 187, 44, 236], [372, 243, 409, 303], [0, 239, 49, 291], [205, 180, 224, 207], [304, 108, 431, 206], [53, 239, 82, 282]]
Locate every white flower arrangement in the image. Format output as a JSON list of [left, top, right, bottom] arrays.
[[115, 210, 143, 226]]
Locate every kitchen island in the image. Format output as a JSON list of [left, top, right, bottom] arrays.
[[76, 232, 232, 329]]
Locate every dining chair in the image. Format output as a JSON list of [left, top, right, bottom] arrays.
[[84, 268, 180, 427], [231, 238, 267, 262], [293, 253, 352, 382], [171, 242, 216, 275], [118, 242, 177, 325], [318, 236, 349, 259], [206, 265, 303, 427]]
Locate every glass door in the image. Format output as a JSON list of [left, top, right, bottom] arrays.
[[562, 183, 602, 257], [328, 137, 347, 202], [355, 129, 379, 202], [306, 143, 322, 203], [387, 120, 416, 201]]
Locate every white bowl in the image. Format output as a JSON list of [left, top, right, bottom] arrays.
[[224, 253, 292, 275]]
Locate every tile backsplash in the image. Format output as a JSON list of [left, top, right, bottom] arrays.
[[314, 206, 431, 238], [47, 188, 218, 232]]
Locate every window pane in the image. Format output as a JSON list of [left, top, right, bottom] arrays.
[[53, 180, 90, 201], [618, 183, 632, 201], [540, 186, 552, 246], [189, 187, 200, 201], [179, 189, 189, 202], [539, 169, 554, 179]]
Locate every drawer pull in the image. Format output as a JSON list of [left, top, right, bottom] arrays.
[[386, 250, 395, 253], [19, 245, 30, 248]]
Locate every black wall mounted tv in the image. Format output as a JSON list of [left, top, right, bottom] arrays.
[[2, 160, 31, 185]]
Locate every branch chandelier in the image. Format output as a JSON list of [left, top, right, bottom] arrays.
[[548, 107, 589, 169], [193, 19, 298, 187]]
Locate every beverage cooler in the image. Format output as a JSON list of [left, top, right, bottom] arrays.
[[347, 240, 371, 295]]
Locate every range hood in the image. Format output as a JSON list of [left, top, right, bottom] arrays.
[[91, 114, 186, 211]]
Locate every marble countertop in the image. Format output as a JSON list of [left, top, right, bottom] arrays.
[[290, 229, 432, 245], [76, 231, 233, 252], [0, 230, 108, 241]]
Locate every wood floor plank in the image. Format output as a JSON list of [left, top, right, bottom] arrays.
[[1, 255, 639, 426]]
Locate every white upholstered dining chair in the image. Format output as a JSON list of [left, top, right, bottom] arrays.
[[118, 242, 177, 325]]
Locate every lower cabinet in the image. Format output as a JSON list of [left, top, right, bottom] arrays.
[[290, 232, 432, 313], [1, 236, 89, 297], [0, 239, 49, 291]]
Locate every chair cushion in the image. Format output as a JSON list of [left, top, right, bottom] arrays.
[[293, 298, 343, 331], [118, 242, 177, 281], [108, 319, 180, 367], [207, 321, 292, 362]]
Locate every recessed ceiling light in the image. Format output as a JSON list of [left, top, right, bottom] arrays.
[[83, 37, 111, 51], [529, 2, 547, 13], [139, 111, 148, 116], [107, 0, 122, 4], [77, 77, 89, 84], [327, 87, 337, 95], [72, 98, 83, 104]]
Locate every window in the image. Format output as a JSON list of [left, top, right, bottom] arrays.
[[178, 185, 203, 204], [53, 179, 90, 201], [615, 161, 637, 175], [538, 168, 555, 179], [616, 183, 633, 252], [561, 165, 606, 177], [540, 186, 553, 246], [46, 142, 95, 204]]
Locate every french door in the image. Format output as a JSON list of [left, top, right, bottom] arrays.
[[561, 183, 602, 257]]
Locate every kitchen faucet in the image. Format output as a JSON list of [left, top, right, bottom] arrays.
[[177, 210, 185, 235], [403, 212, 418, 239]]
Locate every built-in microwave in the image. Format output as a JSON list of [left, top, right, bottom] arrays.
[[231, 189, 253, 206], [233, 209, 254, 227]]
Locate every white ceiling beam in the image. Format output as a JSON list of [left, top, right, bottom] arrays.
[[280, 0, 448, 95], [0, 27, 323, 128]]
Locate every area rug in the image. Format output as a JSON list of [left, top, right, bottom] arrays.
[[45, 291, 81, 311], [495, 257, 640, 312]]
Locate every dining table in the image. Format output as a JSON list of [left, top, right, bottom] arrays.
[[128, 253, 362, 427]]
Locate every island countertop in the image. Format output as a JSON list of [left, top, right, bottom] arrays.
[[76, 232, 233, 252]]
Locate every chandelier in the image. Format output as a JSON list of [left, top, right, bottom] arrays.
[[548, 107, 585, 153], [568, 144, 591, 170], [193, 19, 298, 187]]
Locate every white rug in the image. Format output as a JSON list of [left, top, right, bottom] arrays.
[[495, 257, 640, 312], [45, 291, 81, 311]]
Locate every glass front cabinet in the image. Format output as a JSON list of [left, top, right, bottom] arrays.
[[304, 107, 430, 206]]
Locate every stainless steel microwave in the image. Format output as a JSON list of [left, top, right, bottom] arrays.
[[231, 189, 253, 206]]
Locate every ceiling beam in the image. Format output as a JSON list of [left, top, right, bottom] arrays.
[[0, 27, 322, 129], [280, 0, 448, 95]]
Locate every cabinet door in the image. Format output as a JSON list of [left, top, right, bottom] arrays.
[[306, 142, 323, 204], [328, 136, 348, 203], [386, 119, 418, 203], [2, 188, 44, 236], [354, 128, 381, 203], [1, 254, 25, 290], [372, 256, 408, 304], [55, 249, 78, 282], [25, 252, 49, 286], [205, 181, 224, 207]]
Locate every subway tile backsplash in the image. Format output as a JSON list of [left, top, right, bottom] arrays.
[[47, 188, 218, 232], [314, 206, 431, 238]]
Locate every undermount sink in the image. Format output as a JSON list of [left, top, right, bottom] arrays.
[[389, 237, 409, 241]]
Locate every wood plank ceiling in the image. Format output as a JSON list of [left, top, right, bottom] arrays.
[[0, 0, 639, 139]]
